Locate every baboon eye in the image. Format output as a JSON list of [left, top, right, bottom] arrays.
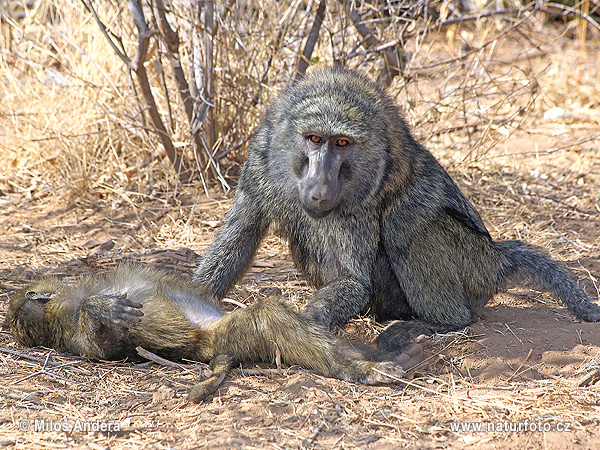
[[336, 138, 350, 147], [307, 135, 322, 144]]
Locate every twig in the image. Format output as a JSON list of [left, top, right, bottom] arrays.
[[303, 418, 327, 445], [504, 323, 524, 346], [255, 365, 284, 386], [136, 346, 183, 368], [505, 348, 533, 382], [371, 368, 532, 412], [543, 2, 600, 33], [199, 135, 230, 193], [200, 0, 216, 162], [577, 368, 600, 387], [215, 134, 252, 160], [84, 0, 190, 182], [80, 0, 131, 66], [235, 367, 309, 376], [127, 0, 190, 182], [340, 0, 403, 87], [47, 24, 121, 96], [253, 0, 303, 105], [155, 0, 215, 189], [550, 222, 587, 250], [9, 351, 99, 389], [0, 347, 88, 374], [409, 9, 537, 72]]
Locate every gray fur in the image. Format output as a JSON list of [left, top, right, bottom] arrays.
[[194, 67, 600, 353]]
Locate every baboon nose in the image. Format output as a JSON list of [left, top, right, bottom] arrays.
[[310, 185, 330, 203]]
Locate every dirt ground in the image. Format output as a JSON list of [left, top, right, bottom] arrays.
[[1, 143, 600, 449], [2, 32, 600, 450]]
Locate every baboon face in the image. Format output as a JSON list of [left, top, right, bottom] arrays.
[[293, 133, 354, 218], [268, 68, 392, 219], [4, 283, 57, 347]]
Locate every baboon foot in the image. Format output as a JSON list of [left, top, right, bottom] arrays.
[[188, 354, 233, 403], [388, 334, 427, 369], [188, 371, 227, 403], [366, 335, 429, 384], [377, 319, 456, 353]]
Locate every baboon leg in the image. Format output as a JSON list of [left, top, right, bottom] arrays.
[[188, 354, 234, 403], [376, 280, 475, 353], [380, 213, 484, 352], [213, 298, 414, 385]]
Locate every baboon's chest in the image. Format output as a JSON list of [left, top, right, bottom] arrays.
[[278, 215, 379, 288]]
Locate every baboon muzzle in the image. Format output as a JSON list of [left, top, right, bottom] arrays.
[[300, 148, 342, 218]]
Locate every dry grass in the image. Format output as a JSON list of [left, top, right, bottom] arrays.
[[1, 1, 600, 449]]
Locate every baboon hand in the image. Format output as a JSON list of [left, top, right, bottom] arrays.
[[101, 293, 144, 328]]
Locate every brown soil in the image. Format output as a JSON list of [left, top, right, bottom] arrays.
[[2, 27, 600, 450], [1, 163, 599, 449]]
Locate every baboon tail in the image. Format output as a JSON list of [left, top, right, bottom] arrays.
[[495, 240, 600, 322]]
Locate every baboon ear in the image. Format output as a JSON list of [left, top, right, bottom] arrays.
[[25, 291, 53, 302], [442, 206, 492, 240]]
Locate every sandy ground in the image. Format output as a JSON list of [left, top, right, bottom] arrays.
[[1, 25, 600, 450], [1, 160, 599, 449]]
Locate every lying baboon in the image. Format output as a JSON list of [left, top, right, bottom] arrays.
[[4, 263, 420, 402], [193, 67, 600, 352]]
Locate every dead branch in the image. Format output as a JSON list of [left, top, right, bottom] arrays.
[[154, 0, 211, 191], [136, 346, 183, 368], [295, 0, 326, 81], [81, 0, 130, 66], [83, 0, 190, 182], [128, 0, 189, 182], [0, 347, 88, 375], [339, 0, 403, 87], [253, 0, 304, 105], [543, 2, 600, 33], [200, 1, 216, 155]]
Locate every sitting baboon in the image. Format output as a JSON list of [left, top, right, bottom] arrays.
[[193, 67, 600, 353], [4, 263, 419, 402]]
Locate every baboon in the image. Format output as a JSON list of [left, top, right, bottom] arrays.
[[4, 263, 417, 403], [194, 67, 600, 353]]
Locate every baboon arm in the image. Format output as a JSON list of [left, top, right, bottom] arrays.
[[62, 294, 143, 358], [41, 298, 104, 357], [194, 191, 270, 300]]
